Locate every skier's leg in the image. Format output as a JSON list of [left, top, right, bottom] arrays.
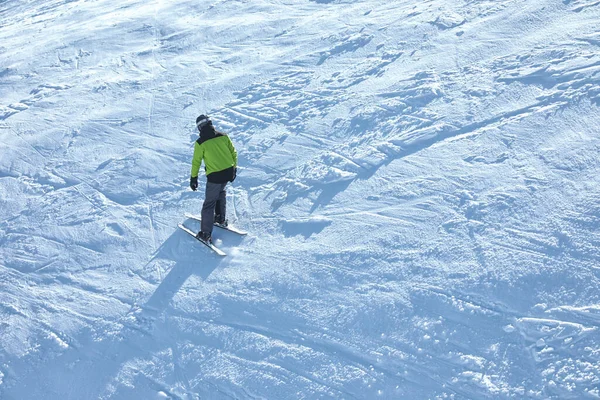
[[215, 183, 227, 223], [201, 182, 220, 235], [215, 199, 222, 222]]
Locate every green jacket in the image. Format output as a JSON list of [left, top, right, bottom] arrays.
[[191, 129, 237, 183]]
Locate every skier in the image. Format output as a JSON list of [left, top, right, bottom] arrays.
[[189, 115, 237, 243]]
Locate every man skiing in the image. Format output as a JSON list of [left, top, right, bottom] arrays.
[[190, 115, 237, 244]]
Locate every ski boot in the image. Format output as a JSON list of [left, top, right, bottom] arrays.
[[195, 231, 212, 244], [214, 216, 228, 228]]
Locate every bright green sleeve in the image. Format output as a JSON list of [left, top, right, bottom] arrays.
[[191, 141, 204, 178], [228, 137, 237, 167]]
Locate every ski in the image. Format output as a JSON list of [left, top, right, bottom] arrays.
[[185, 213, 248, 235], [178, 223, 226, 256]]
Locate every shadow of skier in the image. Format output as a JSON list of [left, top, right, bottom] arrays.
[[2, 229, 228, 399]]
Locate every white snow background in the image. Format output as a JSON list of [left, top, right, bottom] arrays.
[[1, 0, 600, 398]]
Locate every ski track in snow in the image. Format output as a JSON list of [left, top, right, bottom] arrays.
[[1, 0, 600, 398]]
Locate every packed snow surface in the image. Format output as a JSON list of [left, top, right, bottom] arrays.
[[1, 0, 600, 398]]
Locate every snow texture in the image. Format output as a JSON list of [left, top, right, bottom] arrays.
[[1, 0, 600, 399]]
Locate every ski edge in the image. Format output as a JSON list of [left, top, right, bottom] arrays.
[[184, 213, 248, 235], [178, 223, 226, 256]]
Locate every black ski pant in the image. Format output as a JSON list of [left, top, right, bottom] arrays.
[[201, 181, 227, 235]]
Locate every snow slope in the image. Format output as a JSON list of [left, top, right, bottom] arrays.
[[1, 0, 600, 398]]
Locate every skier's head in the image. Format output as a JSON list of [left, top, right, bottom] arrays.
[[196, 115, 212, 132]]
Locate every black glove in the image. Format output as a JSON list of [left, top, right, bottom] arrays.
[[230, 167, 237, 182], [190, 176, 198, 191]]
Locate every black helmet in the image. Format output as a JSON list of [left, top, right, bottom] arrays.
[[196, 115, 211, 131]]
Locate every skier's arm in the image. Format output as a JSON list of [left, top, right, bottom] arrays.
[[191, 142, 204, 178], [227, 137, 237, 167]]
